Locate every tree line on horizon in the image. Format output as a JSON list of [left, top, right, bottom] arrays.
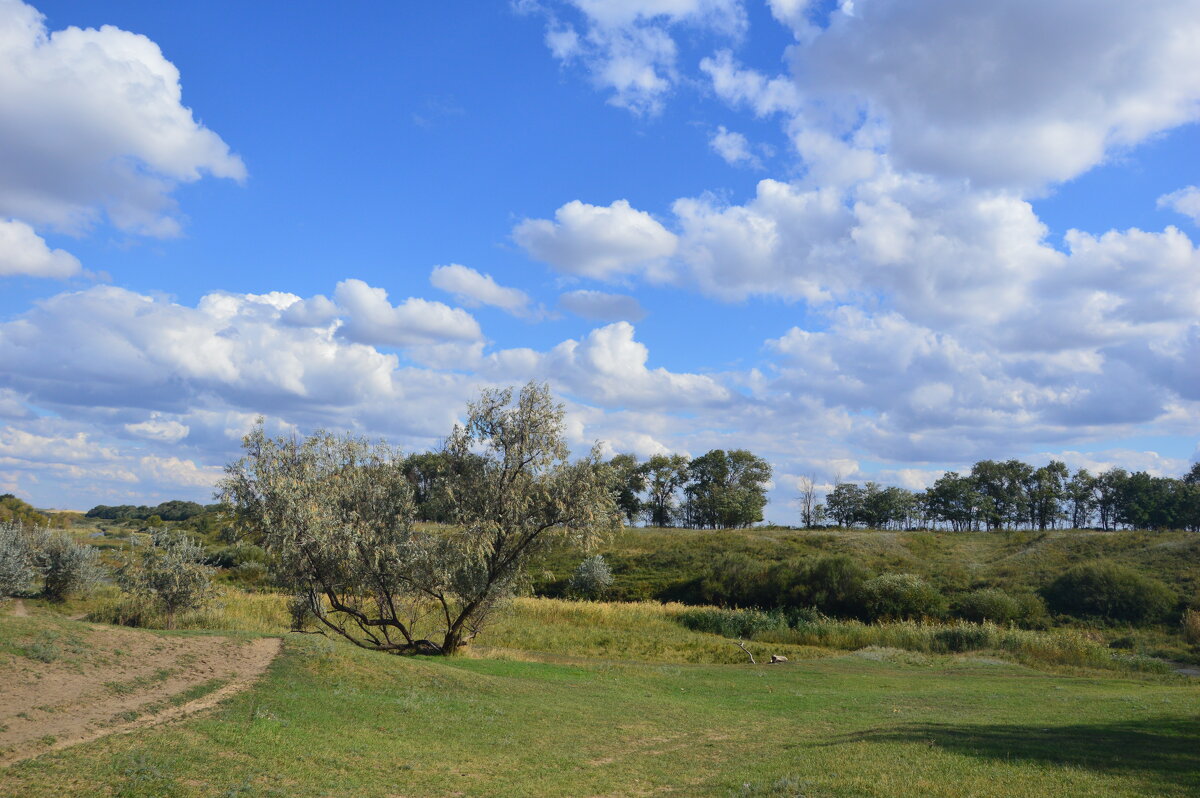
[[807, 460, 1200, 533], [402, 448, 774, 531]]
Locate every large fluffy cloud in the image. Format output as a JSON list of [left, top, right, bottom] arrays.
[[0, 281, 748, 507], [793, 0, 1200, 189], [0, 0, 244, 236], [333, 279, 482, 348]]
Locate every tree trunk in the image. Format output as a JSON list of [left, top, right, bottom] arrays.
[[441, 629, 464, 656]]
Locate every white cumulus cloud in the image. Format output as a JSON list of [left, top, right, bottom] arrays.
[[793, 0, 1200, 189], [0, 219, 81, 278], [514, 199, 677, 280], [0, 0, 244, 236], [333, 279, 482, 348], [429, 264, 534, 317]]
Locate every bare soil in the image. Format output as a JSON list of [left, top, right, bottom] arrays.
[[0, 620, 280, 766]]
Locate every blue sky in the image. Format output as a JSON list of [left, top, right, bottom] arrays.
[[0, 0, 1198, 520]]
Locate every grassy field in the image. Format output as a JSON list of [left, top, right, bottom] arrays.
[[3, 593, 1199, 797], [530, 526, 1200, 604]]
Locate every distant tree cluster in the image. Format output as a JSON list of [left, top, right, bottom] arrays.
[[86, 500, 210, 522], [609, 450, 773, 529], [400, 447, 772, 530], [818, 460, 1200, 532], [1, 494, 60, 528]]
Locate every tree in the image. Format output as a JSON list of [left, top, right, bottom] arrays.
[[1026, 460, 1068, 530], [859, 483, 916, 529], [1117, 471, 1178, 531], [795, 475, 821, 528], [970, 459, 1032, 530], [401, 451, 457, 522], [221, 382, 617, 656], [683, 449, 772, 529], [120, 529, 215, 629], [1065, 468, 1097, 529], [1094, 468, 1128, 530], [607, 454, 645, 526], [639, 453, 690, 528], [924, 473, 981, 531], [825, 483, 864, 528]]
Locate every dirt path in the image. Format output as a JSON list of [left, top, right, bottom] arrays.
[[7, 599, 28, 618], [0, 621, 281, 767]]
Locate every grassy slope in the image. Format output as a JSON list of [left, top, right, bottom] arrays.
[[532, 526, 1200, 602], [4, 598, 1200, 797]]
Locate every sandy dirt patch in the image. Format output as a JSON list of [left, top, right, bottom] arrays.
[[1, 620, 280, 766]]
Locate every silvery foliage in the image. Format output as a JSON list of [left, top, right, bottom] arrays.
[[220, 426, 428, 650], [0, 521, 37, 597], [120, 529, 215, 627], [220, 382, 619, 655], [568, 555, 613, 599], [32, 528, 104, 601], [0, 522, 103, 600]]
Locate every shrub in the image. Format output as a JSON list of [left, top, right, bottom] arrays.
[[207, 542, 268, 569], [678, 607, 788, 639], [860, 573, 947, 621], [34, 530, 104, 601], [955, 588, 1046, 627], [287, 590, 317, 632], [698, 553, 774, 608], [0, 521, 37, 597], [568, 555, 614, 599], [1042, 561, 1176, 623], [782, 554, 873, 618], [119, 530, 215, 628]]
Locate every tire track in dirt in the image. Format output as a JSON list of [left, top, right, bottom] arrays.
[[1, 621, 281, 767]]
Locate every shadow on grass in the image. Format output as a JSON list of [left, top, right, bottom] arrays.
[[826, 716, 1200, 794]]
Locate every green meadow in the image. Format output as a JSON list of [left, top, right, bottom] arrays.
[[3, 590, 1199, 798]]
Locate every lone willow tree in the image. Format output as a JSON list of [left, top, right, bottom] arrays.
[[219, 382, 618, 655]]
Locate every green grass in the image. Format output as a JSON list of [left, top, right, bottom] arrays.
[[3, 627, 1198, 798], [533, 526, 1200, 604]]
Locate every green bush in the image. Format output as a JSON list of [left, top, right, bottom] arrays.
[[860, 573, 947, 621], [781, 554, 873, 617], [1042, 561, 1176, 623], [207, 542, 267, 569], [677, 607, 788, 639], [697, 553, 775, 608], [954, 587, 1047, 627]]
